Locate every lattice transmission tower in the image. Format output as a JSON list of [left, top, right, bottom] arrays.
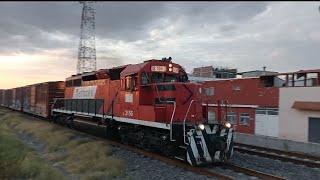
[[77, 1, 96, 74]]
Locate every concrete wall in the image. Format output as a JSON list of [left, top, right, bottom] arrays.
[[235, 132, 320, 156], [279, 86, 320, 142]]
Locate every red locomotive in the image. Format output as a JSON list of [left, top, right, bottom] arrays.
[[51, 57, 235, 166]]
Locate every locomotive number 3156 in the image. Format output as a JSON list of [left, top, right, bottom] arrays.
[[124, 110, 133, 117]]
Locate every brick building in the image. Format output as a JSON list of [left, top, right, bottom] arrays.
[[200, 76, 282, 136], [192, 66, 237, 79]]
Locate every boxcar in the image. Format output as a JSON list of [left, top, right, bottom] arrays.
[[4, 89, 13, 108], [22, 81, 65, 118], [0, 89, 4, 106], [11, 87, 23, 111]]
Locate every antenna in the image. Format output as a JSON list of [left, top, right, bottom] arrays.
[[77, 1, 97, 74]]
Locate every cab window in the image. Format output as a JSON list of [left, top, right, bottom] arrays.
[[125, 75, 136, 90], [151, 73, 185, 83], [141, 72, 149, 85], [151, 73, 164, 83], [180, 75, 188, 82], [164, 74, 178, 82]]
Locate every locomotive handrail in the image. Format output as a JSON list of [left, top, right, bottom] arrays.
[[51, 98, 58, 116], [221, 100, 228, 121], [225, 100, 232, 120], [183, 99, 196, 145], [154, 85, 176, 142], [169, 101, 176, 142]]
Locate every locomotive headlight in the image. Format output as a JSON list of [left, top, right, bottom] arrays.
[[224, 122, 231, 128], [198, 124, 205, 130], [169, 67, 172, 71], [169, 64, 173, 67]]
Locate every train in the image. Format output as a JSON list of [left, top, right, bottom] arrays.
[[0, 57, 235, 166]]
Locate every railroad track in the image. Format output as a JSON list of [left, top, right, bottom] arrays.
[[214, 163, 286, 180], [69, 128, 233, 180], [234, 143, 320, 168], [67, 125, 286, 180], [3, 108, 287, 180]]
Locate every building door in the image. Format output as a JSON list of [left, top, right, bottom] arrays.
[[255, 108, 279, 137], [308, 117, 320, 143]]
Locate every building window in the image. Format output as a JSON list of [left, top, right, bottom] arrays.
[[208, 111, 216, 123], [267, 110, 278, 115], [204, 87, 214, 96], [256, 108, 267, 115], [227, 112, 237, 124], [240, 113, 250, 125], [232, 85, 241, 90], [256, 108, 278, 115]]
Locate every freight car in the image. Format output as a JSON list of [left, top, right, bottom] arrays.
[[51, 58, 235, 166], [0, 89, 4, 106], [22, 81, 65, 118], [11, 87, 23, 111], [1, 81, 65, 118], [3, 89, 13, 108]]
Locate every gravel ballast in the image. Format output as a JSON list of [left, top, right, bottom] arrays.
[[229, 151, 320, 180]]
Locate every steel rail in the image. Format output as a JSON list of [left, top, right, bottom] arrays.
[[218, 162, 286, 180], [235, 143, 320, 168], [69, 128, 233, 180]]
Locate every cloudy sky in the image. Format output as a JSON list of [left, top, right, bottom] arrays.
[[1, 1, 320, 88]]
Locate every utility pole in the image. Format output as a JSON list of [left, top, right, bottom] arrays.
[[77, 1, 97, 74]]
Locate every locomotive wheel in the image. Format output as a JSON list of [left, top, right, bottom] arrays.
[[58, 116, 65, 126], [120, 134, 129, 145]]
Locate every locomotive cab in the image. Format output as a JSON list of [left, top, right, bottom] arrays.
[[120, 57, 235, 166]]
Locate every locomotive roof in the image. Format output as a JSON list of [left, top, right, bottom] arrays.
[[120, 59, 183, 77], [67, 58, 183, 80], [120, 62, 149, 77]]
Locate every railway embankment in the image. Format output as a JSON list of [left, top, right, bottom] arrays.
[[0, 107, 123, 180], [0, 107, 215, 180]]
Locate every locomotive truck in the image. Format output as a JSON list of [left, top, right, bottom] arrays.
[[51, 57, 235, 166]]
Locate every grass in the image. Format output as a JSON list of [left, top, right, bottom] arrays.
[[0, 107, 124, 179], [0, 109, 64, 180]]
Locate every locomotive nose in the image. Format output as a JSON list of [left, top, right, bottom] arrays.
[[186, 124, 235, 166], [207, 134, 227, 152], [206, 128, 234, 161]]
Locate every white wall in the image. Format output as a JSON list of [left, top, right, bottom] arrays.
[[279, 87, 320, 142]]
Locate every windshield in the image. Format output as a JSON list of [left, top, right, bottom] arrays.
[[151, 73, 178, 83]]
